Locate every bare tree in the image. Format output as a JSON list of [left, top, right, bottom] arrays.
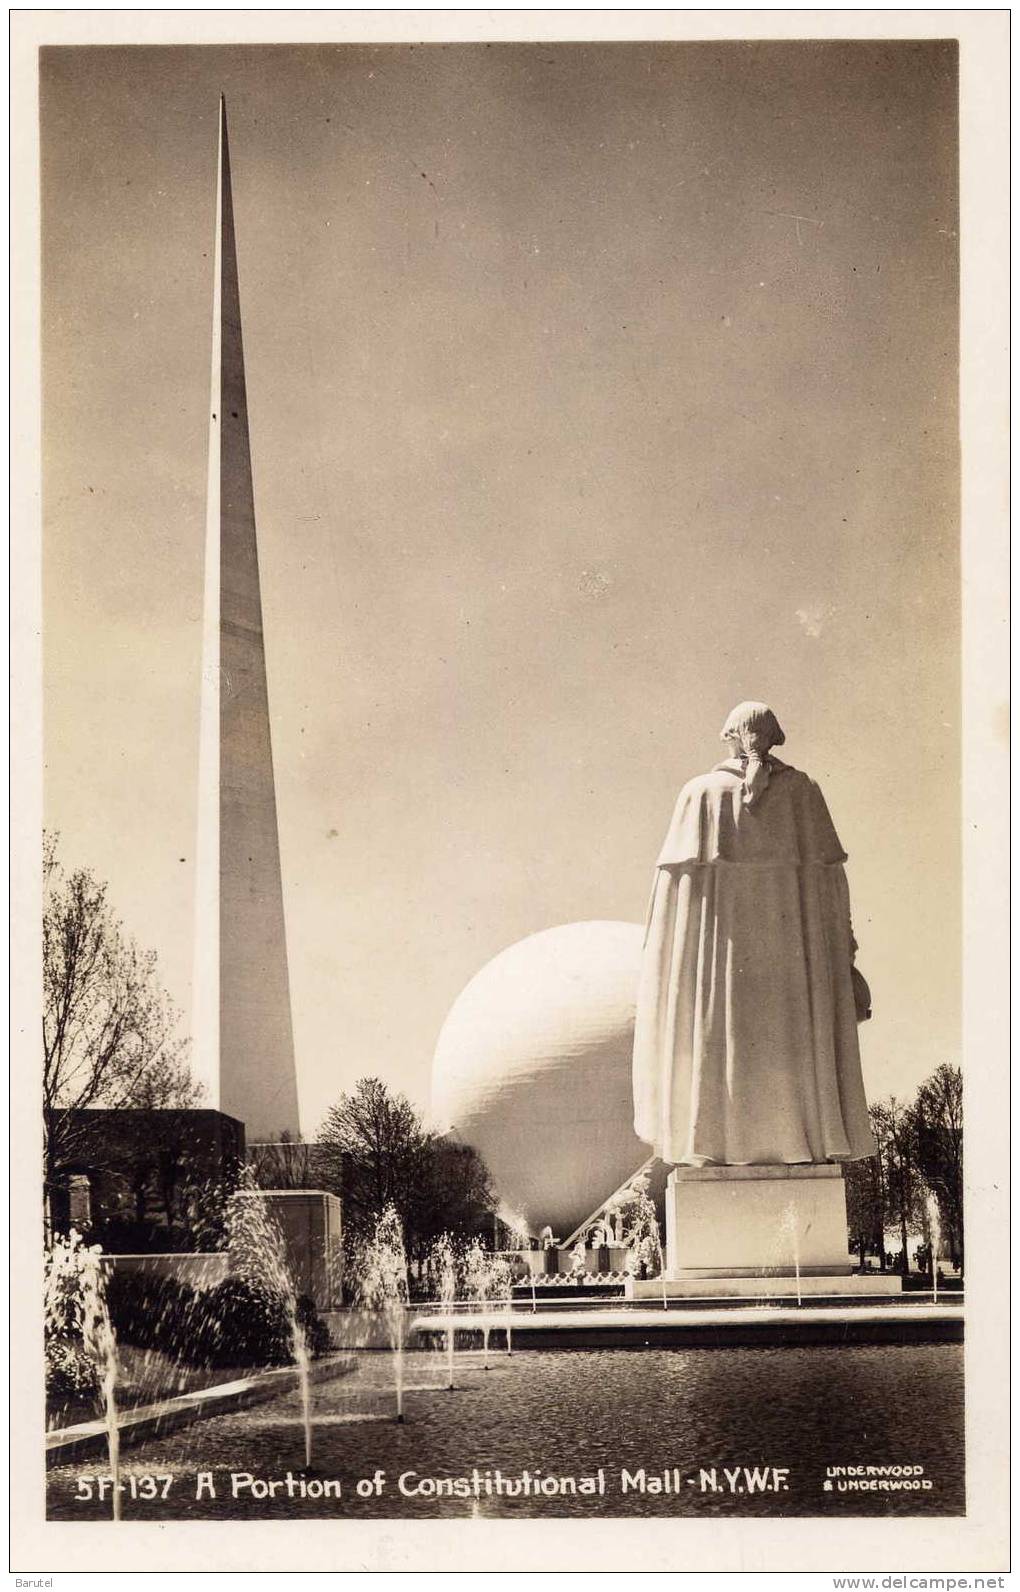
[[316, 1077, 494, 1264], [42, 833, 201, 1214], [248, 1132, 327, 1190], [844, 1152, 885, 1271], [316, 1077, 425, 1241], [870, 1095, 922, 1276], [913, 1063, 964, 1271]]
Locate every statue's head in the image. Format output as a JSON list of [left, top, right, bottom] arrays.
[[720, 701, 785, 759]]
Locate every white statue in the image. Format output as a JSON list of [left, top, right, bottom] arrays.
[[632, 702, 876, 1167]]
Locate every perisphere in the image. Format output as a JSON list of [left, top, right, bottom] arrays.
[[430, 920, 648, 1237]]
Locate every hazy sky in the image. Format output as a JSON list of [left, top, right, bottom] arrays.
[[42, 41, 959, 1134]]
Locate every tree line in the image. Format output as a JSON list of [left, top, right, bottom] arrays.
[[844, 1064, 963, 1276]]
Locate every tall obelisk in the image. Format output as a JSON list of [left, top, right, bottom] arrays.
[[193, 97, 301, 1139]]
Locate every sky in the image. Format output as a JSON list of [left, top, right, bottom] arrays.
[[41, 41, 960, 1135]]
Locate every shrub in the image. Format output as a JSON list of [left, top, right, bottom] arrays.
[[46, 1335, 99, 1406], [103, 1267, 332, 1368], [192, 1277, 292, 1366], [192, 1281, 331, 1365], [295, 1294, 333, 1359], [105, 1269, 199, 1351], [44, 1230, 105, 1407]]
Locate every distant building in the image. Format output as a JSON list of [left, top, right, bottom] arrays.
[[46, 1108, 245, 1252]]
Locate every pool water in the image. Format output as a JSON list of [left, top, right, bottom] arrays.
[[46, 1341, 964, 1520]]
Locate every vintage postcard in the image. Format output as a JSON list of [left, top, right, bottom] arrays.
[[10, 9, 1009, 1577]]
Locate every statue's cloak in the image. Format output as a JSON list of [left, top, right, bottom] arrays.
[[632, 759, 876, 1165]]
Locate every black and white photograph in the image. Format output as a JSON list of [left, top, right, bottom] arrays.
[[11, 8, 1009, 1578]]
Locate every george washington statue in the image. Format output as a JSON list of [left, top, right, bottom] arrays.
[[632, 702, 876, 1167]]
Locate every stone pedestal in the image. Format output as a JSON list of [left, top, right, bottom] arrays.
[[230, 1189, 343, 1309], [665, 1163, 851, 1280]]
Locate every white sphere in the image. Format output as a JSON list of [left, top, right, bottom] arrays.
[[431, 920, 648, 1237]]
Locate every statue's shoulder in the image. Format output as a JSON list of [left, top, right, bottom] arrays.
[[765, 763, 833, 813], [770, 767, 811, 792], [779, 764, 828, 801], [767, 760, 815, 793], [657, 770, 734, 866], [687, 759, 810, 800], [778, 765, 847, 858], [698, 760, 746, 789], [680, 766, 740, 805]]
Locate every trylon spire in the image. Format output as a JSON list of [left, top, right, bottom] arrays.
[[193, 96, 301, 1139]]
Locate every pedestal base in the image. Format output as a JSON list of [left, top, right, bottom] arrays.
[[230, 1189, 343, 1309], [664, 1162, 852, 1280]]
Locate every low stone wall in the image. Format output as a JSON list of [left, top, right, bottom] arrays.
[[46, 1354, 355, 1468], [319, 1307, 522, 1350], [319, 1309, 403, 1350], [102, 1252, 230, 1292]]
